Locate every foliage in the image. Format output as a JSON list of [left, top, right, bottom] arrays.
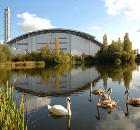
[[47, 39, 50, 53], [95, 33, 135, 63], [0, 82, 30, 130], [74, 55, 81, 61], [101, 34, 108, 52], [82, 53, 86, 63], [2, 45, 12, 61], [55, 36, 59, 54], [0, 52, 7, 62]]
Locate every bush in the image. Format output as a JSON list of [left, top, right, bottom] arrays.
[[0, 52, 7, 62]]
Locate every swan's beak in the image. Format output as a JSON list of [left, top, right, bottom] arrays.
[[69, 100, 71, 104], [107, 89, 109, 92]]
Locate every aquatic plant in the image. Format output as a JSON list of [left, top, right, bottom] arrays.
[[0, 81, 29, 130]]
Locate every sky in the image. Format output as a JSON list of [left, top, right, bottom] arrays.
[[0, 0, 140, 50]]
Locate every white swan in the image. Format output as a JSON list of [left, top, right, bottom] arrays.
[[124, 90, 140, 105], [101, 88, 112, 101], [48, 97, 71, 115]]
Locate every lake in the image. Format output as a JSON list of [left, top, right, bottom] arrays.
[[2, 62, 140, 130]]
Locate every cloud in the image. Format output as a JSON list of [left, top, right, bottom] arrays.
[[17, 12, 56, 33], [95, 106, 140, 130], [136, 29, 140, 32], [25, 94, 51, 114], [88, 26, 102, 30], [74, 7, 78, 11], [103, 0, 140, 20]]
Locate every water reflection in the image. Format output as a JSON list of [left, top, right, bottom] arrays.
[[50, 115, 71, 130], [95, 62, 136, 90], [9, 64, 101, 97], [95, 106, 118, 120]]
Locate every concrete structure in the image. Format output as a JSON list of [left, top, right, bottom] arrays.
[[4, 7, 11, 42], [6, 28, 102, 55]]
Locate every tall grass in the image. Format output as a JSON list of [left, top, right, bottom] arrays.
[[0, 81, 29, 130]]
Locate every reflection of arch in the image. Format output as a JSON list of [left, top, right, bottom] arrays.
[[14, 75, 101, 97]]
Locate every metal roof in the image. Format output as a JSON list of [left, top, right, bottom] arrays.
[[6, 28, 102, 47]]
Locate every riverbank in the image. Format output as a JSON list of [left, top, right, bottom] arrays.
[[0, 61, 45, 68]]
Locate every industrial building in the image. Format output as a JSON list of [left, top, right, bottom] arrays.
[[6, 28, 102, 55]]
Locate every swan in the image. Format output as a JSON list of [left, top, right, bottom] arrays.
[[124, 90, 140, 105], [48, 97, 71, 115], [97, 92, 119, 108], [90, 82, 105, 95], [101, 88, 112, 101]]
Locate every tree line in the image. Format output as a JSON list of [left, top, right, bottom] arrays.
[[0, 36, 73, 64], [95, 33, 135, 63]]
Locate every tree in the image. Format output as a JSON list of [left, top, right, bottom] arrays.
[[2, 45, 12, 61], [55, 36, 59, 54], [0, 52, 7, 62], [102, 34, 108, 52], [47, 39, 50, 53], [0, 43, 4, 51], [118, 37, 123, 50], [123, 33, 132, 53]]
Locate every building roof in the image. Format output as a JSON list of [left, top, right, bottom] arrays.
[[6, 28, 102, 47]]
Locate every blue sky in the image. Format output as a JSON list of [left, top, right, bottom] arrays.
[[0, 0, 140, 50]]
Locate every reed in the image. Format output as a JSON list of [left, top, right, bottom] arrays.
[[0, 81, 30, 130]]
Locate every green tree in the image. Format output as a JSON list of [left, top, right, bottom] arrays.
[[2, 45, 12, 61], [55, 36, 59, 54], [102, 34, 108, 52], [0, 43, 4, 51], [0, 52, 7, 62], [47, 39, 50, 53], [123, 33, 132, 53]]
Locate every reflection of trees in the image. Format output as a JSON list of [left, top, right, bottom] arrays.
[[95, 62, 135, 89], [0, 69, 12, 85], [1, 63, 95, 90], [55, 73, 60, 91]]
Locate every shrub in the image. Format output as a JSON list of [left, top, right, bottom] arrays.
[[0, 52, 7, 62]]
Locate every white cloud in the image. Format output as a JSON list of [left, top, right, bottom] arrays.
[[103, 0, 140, 20], [79, 28, 81, 29], [88, 26, 102, 30], [74, 7, 78, 11], [17, 12, 56, 33]]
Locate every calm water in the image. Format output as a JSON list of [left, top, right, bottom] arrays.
[[2, 63, 140, 130]]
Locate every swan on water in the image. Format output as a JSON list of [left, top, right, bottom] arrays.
[[124, 90, 140, 105], [97, 92, 119, 108], [101, 88, 112, 101], [48, 97, 71, 115], [90, 82, 105, 95]]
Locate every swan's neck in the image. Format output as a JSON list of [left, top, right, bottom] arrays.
[[90, 83, 92, 92], [126, 92, 129, 104], [108, 91, 111, 100], [97, 94, 100, 106], [67, 101, 71, 115]]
